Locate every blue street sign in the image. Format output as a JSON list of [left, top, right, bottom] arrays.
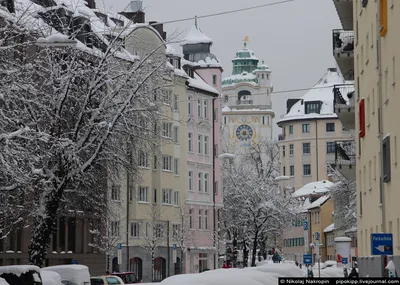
[[173, 244, 177, 250], [303, 254, 312, 265], [315, 232, 320, 241], [72, 259, 78, 264], [371, 233, 393, 255], [117, 243, 122, 250], [342, 258, 348, 264], [304, 220, 308, 231]]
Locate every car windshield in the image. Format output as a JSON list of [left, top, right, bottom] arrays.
[[124, 274, 137, 283], [105, 277, 121, 284]]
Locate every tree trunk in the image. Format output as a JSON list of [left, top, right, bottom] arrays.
[[232, 235, 238, 268], [28, 187, 62, 267], [151, 250, 155, 282], [180, 249, 184, 274], [251, 230, 258, 267], [243, 240, 249, 268]]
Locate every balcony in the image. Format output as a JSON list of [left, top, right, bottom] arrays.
[[278, 134, 286, 141], [334, 140, 356, 181], [332, 30, 354, 81], [333, 84, 355, 130], [236, 99, 253, 105], [332, 0, 353, 30]]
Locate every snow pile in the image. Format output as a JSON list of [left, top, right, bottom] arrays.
[[197, 57, 221, 68], [0, 278, 9, 285], [181, 25, 213, 45], [40, 270, 62, 285], [41, 265, 90, 285], [292, 180, 333, 198], [37, 33, 76, 45], [0, 265, 41, 277], [278, 69, 346, 124]]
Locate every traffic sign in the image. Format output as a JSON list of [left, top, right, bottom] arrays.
[[304, 220, 308, 231], [371, 233, 393, 255], [173, 244, 177, 250], [315, 232, 319, 241], [342, 258, 348, 264], [117, 249, 122, 265], [303, 254, 312, 265], [117, 243, 122, 250], [172, 249, 177, 263]]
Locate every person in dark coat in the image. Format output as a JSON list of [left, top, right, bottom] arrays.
[[348, 268, 359, 278]]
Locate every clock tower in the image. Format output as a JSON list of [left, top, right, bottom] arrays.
[[221, 40, 275, 152]]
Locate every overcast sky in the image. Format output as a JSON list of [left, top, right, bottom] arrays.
[[100, 0, 341, 138]]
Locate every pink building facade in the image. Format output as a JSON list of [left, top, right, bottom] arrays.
[[180, 25, 223, 273]]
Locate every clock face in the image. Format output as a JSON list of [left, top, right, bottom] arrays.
[[236, 124, 253, 141]]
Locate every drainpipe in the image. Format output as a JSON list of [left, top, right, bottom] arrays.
[[167, 221, 170, 277], [212, 97, 217, 270], [126, 137, 132, 271], [315, 119, 319, 181], [377, 0, 386, 233]]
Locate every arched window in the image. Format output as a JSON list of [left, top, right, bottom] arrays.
[[153, 257, 166, 281], [112, 257, 119, 273], [238, 90, 251, 101], [130, 257, 143, 281]]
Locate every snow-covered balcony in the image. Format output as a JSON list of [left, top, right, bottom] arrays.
[[332, 0, 354, 30], [278, 133, 286, 141], [334, 140, 356, 181], [236, 99, 253, 105], [333, 83, 355, 130], [332, 29, 354, 81]]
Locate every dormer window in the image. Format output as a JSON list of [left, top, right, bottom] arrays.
[[305, 101, 322, 114], [110, 18, 124, 27], [95, 12, 108, 26]]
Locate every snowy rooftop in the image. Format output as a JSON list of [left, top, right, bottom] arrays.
[[292, 180, 333, 198], [187, 72, 219, 95], [197, 56, 221, 68], [307, 195, 330, 210], [222, 71, 258, 86], [181, 25, 213, 46], [277, 68, 346, 125], [166, 44, 182, 57], [324, 223, 334, 233], [233, 47, 258, 60]]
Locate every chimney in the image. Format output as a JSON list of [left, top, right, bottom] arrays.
[[86, 0, 96, 8], [119, 1, 145, 23], [149, 21, 167, 40]]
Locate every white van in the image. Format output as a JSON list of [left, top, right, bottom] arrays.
[[41, 265, 90, 285]]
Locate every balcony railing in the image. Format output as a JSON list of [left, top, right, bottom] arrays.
[[335, 140, 356, 165], [332, 29, 354, 56], [278, 134, 286, 141], [333, 84, 355, 108], [236, 99, 253, 105]]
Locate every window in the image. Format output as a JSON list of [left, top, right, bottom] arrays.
[[393, 57, 396, 86], [153, 155, 157, 170], [224, 117, 227, 125], [262, 73, 265, 79], [212, 74, 217, 85], [162, 155, 172, 171], [198, 173, 203, 192], [290, 165, 295, 176], [326, 123, 335, 132], [199, 253, 208, 273], [174, 158, 179, 175], [199, 210, 203, 229], [129, 185, 134, 202], [188, 133, 193, 152], [162, 189, 172, 204], [302, 124, 310, 133], [327, 142, 336, 154], [198, 135, 203, 154], [197, 99, 202, 117], [138, 186, 148, 202], [162, 122, 172, 138], [153, 188, 157, 204], [359, 99, 366, 138], [189, 209, 193, 228], [282, 146, 286, 157], [111, 221, 119, 237], [289, 125, 293, 134], [130, 222, 139, 238], [138, 151, 149, 167], [214, 181, 219, 195], [213, 108, 218, 122], [204, 210, 209, 229], [164, 90, 171, 105], [188, 96, 192, 115], [172, 224, 180, 239], [289, 144, 294, 155], [305, 102, 321, 114], [203, 100, 208, 119], [303, 164, 311, 176], [173, 191, 179, 205], [214, 144, 218, 157], [173, 94, 179, 111], [303, 143, 311, 154], [283, 166, 286, 176], [224, 95, 228, 102], [111, 185, 121, 201], [383, 135, 391, 182], [204, 136, 209, 155], [173, 126, 179, 142], [188, 171, 193, 191], [155, 223, 163, 238], [204, 173, 209, 193]]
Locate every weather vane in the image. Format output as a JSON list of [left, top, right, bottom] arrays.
[[243, 36, 249, 48]]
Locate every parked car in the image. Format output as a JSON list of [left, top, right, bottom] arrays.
[[41, 265, 90, 285], [111, 272, 141, 284], [40, 270, 63, 285], [90, 276, 125, 285], [0, 265, 43, 285]]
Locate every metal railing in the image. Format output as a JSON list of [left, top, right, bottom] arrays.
[[332, 29, 354, 56], [333, 84, 355, 108], [278, 134, 286, 141], [335, 140, 356, 164], [236, 99, 253, 105]]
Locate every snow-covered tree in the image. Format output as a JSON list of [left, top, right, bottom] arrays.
[[173, 202, 193, 274], [222, 140, 296, 267], [0, 10, 170, 266], [140, 203, 166, 282]]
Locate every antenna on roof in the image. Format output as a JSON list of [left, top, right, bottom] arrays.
[[195, 15, 198, 28]]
